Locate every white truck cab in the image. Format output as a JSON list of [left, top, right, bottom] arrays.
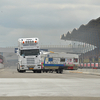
[[17, 38, 41, 73]]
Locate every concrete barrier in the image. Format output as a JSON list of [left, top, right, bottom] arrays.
[[0, 63, 4, 69]]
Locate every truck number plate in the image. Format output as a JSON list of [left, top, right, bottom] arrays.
[[29, 68, 33, 70]]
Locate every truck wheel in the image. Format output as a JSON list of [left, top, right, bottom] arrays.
[[17, 69, 25, 73], [17, 69, 22, 73], [22, 70, 26, 73], [17, 68, 20, 72], [17, 64, 25, 73], [17, 64, 21, 72]]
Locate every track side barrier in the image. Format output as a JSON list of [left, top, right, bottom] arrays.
[[74, 62, 100, 75], [79, 63, 100, 69]]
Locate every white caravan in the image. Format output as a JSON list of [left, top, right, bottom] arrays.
[[41, 52, 79, 71], [17, 38, 41, 73]]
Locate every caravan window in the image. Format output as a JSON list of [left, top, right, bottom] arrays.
[[60, 58, 65, 62], [74, 58, 78, 62], [48, 58, 53, 62]]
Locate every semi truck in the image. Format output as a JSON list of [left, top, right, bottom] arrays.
[[17, 38, 41, 73], [16, 37, 79, 74]]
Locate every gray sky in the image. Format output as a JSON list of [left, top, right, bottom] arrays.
[[0, 0, 100, 47]]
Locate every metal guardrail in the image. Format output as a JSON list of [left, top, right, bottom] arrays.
[[0, 45, 95, 54], [4, 45, 93, 48], [79, 63, 100, 69]]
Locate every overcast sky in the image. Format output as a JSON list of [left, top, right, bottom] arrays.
[[0, 0, 100, 47]]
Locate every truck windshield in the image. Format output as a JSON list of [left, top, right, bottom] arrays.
[[20, 49, 40, 56]]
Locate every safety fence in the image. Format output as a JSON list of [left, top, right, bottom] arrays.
[[79, 63, 100, 69]]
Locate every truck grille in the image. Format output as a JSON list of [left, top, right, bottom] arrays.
[[27, 58, 35, 64]]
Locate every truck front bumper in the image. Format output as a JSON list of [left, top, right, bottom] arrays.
[[20, 65, 41, 70]]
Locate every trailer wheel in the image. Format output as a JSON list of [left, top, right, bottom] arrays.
[[56, 70, 58, 73], [38, 70, 41, 73], [33, 70, 36, 73], [59, 69, 63, 74], [49, 69, 53, 73]]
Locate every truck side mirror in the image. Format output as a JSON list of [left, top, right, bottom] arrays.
[[40, 51, 43, 55], [17, 50, 19, 56]]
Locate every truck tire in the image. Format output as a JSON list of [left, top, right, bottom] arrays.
[[59, 69, 63, 74], [17, 68, 20, 72], [22, 70, 26, 73], [18, 70, 26, 73], [17, 64, 20, 72], [38, 70, 41, 73]]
